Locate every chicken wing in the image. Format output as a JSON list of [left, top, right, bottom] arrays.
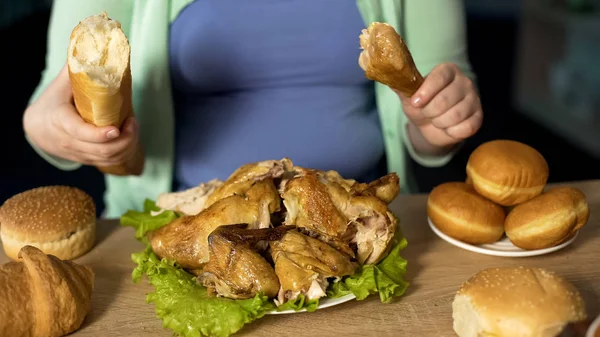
[[359, 22, 424, 97], [148, 180, 281, 269], [282, 170, 398, 264], [271, 231, 358, 304], [204, 158, 293, 208], [197, 225, 294, 299]]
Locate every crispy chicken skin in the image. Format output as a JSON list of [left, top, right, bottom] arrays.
[[282, 170, 399, 264], [204, 158, 293, 208], [148, 180, 280, 269], [198, 225, 294, 299], [359, 22, 424, 97], [271, 231, 358, 304]]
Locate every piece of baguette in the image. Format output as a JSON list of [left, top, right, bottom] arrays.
[[359, 22, 424, 97], [67, 12, 144, 176], [0, 246, 94, 337]]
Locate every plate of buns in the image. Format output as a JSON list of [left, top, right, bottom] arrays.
[[427, 140, 590, 257]]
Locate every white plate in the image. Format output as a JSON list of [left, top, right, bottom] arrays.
[[268, 294, 356, 315], [587, 314, 600, 337], [428, 217, 578, 257]]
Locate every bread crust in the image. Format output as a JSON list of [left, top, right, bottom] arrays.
[[427, 182, 505, 244], [452, 266, 587, 337], [466, 140, 549, 206], [67, 12, 144, 176], [0, 186, 96, 260], [0, 246, 94, 337], [505, 187, 589, 250]]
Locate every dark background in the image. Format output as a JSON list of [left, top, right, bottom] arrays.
[[1, 1, 599, 216]]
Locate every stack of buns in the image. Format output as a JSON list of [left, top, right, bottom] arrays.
[[427, 140, 590, 249], [0, 186, 97, 260]]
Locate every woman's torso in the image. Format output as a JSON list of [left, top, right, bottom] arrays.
[[169, 0, 384, 189]]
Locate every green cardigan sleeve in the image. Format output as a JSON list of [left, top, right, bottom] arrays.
[[26, 0, 134, 170], [401, 0, 475, 167]]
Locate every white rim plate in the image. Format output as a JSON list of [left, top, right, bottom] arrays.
[[587, 314, 600, 337], [268, 294, 356, 315], [428, 217, 578, 257]]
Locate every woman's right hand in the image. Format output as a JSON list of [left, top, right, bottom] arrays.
[[23, 64, 139, 167]]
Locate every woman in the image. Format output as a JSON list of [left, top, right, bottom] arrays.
[[23, 0, 482, 218]]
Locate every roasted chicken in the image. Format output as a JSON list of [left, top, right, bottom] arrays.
[[148, 179, 281, 269], [282, 169, 398, 264], [204, 158, 293, 208], [197, 225, 294, 299], [147, 158, 401, 302], [271, 231, 358, 304], [358, 22, 424, 97]]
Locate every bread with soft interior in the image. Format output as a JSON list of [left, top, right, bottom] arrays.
[[453, 266, 587, 337], [67, 12, 144, 176], [505, 186, 589, 250], [466, 140, 549, 206], [0, 186, 96, 261], [427, 182, 505, 244]]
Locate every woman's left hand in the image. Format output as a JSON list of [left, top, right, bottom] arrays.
[[397, 63, 483, 151]]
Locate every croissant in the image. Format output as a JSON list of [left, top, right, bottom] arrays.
[[0, 246, 94, 337], [359, 22, 424, 97]]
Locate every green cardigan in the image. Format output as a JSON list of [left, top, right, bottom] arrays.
[[28, 0, 474, 218]]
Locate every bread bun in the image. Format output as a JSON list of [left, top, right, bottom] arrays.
[[466, 140, 549, 206], [505, 187, 589, 250], [427, 182, 505, 244], [0, 186, 96, 260], [453, 266, 587, 337]]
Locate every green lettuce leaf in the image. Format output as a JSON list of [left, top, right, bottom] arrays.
[[120, 199, 179, 242], [275, 294, 319, 313], [133, 247, 275, 337], [327, 230, 409, 303]]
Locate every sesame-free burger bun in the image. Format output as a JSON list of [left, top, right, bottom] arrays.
[[505, 187, 589, 250], [466, 140, 549, 206], [0, 186, 96, 260], [427, 182, 505, 245], [453, 266, 587, 337]]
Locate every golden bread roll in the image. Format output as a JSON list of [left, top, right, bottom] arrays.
[[0, 186, 96, 260], [453, 266, 587, 337], [67, 12, 144, 176], [0, 246, 94, 337], [505, 187, 589, 250], [358, 22, 424, 97], [427, 182, 505, 244], [466, 140, 549, 206]]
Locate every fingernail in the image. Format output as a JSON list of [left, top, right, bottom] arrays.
[[106, 129, 119, 139], [412, 96, 421, 107]]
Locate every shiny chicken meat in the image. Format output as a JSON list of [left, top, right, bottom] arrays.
[[358, 22, 424, 97], [198, 225, 294, 299], [147, 158, 401, 302], [282, 169, 399, 264], [271, 231, 358, 304], [148, 179, 280, 269]]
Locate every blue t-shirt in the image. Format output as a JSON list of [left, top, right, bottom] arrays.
[[169, 0, 384, 189]]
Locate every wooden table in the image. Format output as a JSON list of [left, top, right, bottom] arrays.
[[1, 180, 599, 337]]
